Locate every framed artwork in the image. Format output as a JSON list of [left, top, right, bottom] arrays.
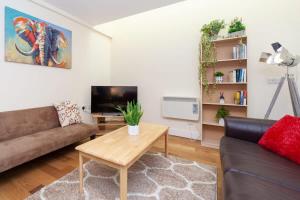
[[5, 7, 72, 69]]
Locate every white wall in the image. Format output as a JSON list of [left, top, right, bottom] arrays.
[[0, 0, 112, 123], [96, 0, 300, 139]]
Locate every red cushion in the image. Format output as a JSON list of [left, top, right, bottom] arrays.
[[259, 115, 300, 164]]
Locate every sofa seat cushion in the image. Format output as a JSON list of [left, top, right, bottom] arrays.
[[0, 123, 97, 173], [220, 137, 300, 192], [224, 171, 300, 200]]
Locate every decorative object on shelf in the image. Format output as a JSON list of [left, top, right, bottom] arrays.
[[116, 101, 143, 135], [233, 90, 247, 105], [232, 41, 247, 59], [259, 42, 300, 118], [219, 92, 225, 104], [214, 71, 224, 83], [5, 7, 72, 69], [228, 17, 246, 38], [216, 106, 229, 126], [200, 19, 225, 92]]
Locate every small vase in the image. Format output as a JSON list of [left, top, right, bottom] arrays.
[[215, 76, 223, 83], [128, 125, 139, 135], [218, 118, 225, 126]]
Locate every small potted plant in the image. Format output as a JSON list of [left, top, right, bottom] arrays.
[[216, 106, 229, 126], [116, 101, 143, 135], [228, 17, 246, 37], [214, 71, 224, 83]]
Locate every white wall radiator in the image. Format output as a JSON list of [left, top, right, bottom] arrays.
[[161, 96, 199, 121]]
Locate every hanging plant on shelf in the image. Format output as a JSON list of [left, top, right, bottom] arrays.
[[199, 19, 225, 92], [228, 17, 246, 37]]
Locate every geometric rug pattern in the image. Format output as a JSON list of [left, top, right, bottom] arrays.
[[26, 152, 217, 200]]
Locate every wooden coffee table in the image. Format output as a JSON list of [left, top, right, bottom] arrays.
[[75, 122, 169, 200]]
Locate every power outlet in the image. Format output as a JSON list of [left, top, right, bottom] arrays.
[[267, 78, 281, 85]]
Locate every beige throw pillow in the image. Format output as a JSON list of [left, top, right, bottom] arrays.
[[54, 100, 82, 127]]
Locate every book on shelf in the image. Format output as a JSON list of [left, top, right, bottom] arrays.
[[229, 68, 247, 83], [232, 43, 247, 59], [234, 90, 247, 105]]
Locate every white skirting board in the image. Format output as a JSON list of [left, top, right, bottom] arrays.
[[169, 127, 200, 140]]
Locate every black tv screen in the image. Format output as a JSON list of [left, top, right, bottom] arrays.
[[91, 86, 138, 114]]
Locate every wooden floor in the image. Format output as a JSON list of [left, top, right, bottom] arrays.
[[0, 135, 222, 200]]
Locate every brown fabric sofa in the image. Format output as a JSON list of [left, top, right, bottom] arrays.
[[0, 106, 98, 173]]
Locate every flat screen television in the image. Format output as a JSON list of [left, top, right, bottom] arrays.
[[91, 86, 138, 114]]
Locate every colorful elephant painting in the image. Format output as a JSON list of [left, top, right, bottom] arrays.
[[5, 7, 72, 69]]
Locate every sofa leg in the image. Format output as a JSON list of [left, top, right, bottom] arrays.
[[90, 135, 96, 140]]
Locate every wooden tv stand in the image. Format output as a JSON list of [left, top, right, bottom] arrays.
[[92, 114, 126, 136]]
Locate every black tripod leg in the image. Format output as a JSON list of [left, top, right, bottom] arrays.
[[287, 76, 300, 116]]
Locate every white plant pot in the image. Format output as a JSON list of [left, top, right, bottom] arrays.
[[128, 125, 139, 135], [228, 30, 246, 38], [215, 76, 223, 83], [218, 118, 225, 126]]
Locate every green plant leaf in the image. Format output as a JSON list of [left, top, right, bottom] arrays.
[[115, 101, 143, 126]]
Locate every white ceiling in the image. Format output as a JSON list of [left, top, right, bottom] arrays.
[[41, 0, 185, 25]]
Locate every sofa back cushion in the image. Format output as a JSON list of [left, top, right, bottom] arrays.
[[0, 106, 60, 142]]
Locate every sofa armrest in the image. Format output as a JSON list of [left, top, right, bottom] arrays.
[[224, 117, 276, 143]]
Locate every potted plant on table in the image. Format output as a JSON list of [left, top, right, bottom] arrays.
[[228, 17, 246, 37], [214, 71, 224, 83], [116, 101, 143, 135], [216, 106, 229, 126]]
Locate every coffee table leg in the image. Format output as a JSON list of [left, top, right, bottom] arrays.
[[120, 167, 128, 200], [165, 131, 168, 157], [79, 153, 83, 193]]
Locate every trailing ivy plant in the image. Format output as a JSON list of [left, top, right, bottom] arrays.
[[199, 19, 225, 92], [201, 20, 225, 37]]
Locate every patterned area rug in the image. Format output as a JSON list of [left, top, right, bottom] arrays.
[[26, 152, 217, 200]]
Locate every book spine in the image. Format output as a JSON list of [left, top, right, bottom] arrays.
[[243, 90, 247, 105], [233, 47, 237, 59], [233, 70, 236, 83], [240, 91, 244, 105]]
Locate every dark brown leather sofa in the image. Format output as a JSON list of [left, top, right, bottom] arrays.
[[0, 106, 98, 173], [221, 117, 300, 200]]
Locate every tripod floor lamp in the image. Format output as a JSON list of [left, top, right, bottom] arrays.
[[259, 42, 300, 119]]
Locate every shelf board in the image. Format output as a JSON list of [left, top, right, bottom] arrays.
[[201, 58, 247, 63], [211, 36, 247, 43], [205, 82, 247, 85], [217, 58, 247, 62], [97, 123, 126, 126], [92, 114, 124, 118], [201, 140, 220, 149], [203, 102, 248, 107], [202, 121, 224, 127]]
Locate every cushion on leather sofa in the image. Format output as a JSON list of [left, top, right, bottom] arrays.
[[221, 137, 300, 192], [224, 171, 300, 200], [0, 123, 98, 173]]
